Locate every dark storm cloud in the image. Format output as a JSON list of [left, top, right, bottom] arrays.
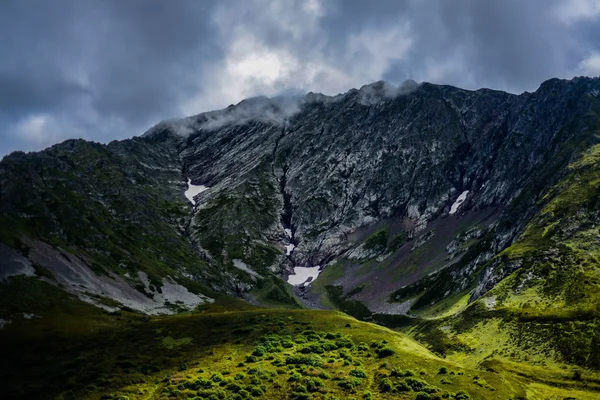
[[0, 0, 222, 154], [1, 0, 599, 156]]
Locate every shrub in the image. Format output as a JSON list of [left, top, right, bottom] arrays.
[[406, 377, 428, 391], [395, 382, 411, 392], [379, 378, 393, 392], [363, 390, 373, 399], [454, 391, 470, 400], [291, 391, 311, 400], [338, 377, 362, 390], [300, 344, 325, 354], [248, 385, 264, 396], [235, 373, 246, 380], [335, 338, 354, 348], [349, 369, 367, 379], [253, 346, 266, 357], [289, 373, 302, 382], [357, 343, 370, 352], [227, 383, 243, 393], [286, 355, 322, 367], [250, 377, 260, 385], [369, 340, 395, 358], [305, 377, 324, 392], [319, 371, 331, 379], [415, 392, 430, 400], [376, 347, 396, 358], [191, 377, 213, 390], [321, 341, 339, 351], [438, 367, 448, 375]]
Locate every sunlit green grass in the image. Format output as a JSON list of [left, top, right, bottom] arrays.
[[0, 277, 529, 400]]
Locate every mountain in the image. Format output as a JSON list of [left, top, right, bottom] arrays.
[[1, 76, 600, 399]]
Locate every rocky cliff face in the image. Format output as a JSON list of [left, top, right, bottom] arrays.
[[1, 77, 600, 316]]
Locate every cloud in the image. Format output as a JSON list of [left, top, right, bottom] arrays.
[[554, 0, 600, 23], [14, 115, 52, 145], [579, 52, 600, 75], [2, 0, 600, 156]]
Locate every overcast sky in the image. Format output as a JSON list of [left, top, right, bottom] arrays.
[[1, 0, 600, 156]]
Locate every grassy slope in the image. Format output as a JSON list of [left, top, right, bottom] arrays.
[[0, 138, 225, 294], [395, 143, 600, 399], [0, 276, 532, 400]]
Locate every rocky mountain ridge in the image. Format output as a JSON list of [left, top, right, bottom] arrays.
[[1, 76, 600, 319]]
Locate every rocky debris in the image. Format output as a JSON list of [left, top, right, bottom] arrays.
[[471, 258, 523, 301], [483, 296, 497, 310], [446, 226, 486, 260], [137, 271, 213, 313], [0, 244, 35, 281], [369, 298, 416, 315], [25, 240, 212, 315], [232, 259, 263, 279], [411, 230, 435, 251]]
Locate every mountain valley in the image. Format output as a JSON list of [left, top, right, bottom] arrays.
[[2, 77, 600, 399]]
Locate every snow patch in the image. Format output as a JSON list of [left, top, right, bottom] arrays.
[[232, 259, 262, 278], [283, 228, 295, 255], [449, 190, 469, 215], [185, 178, 209, 205], [285, 243, 296, 256], [287, 266, 321, 286], [0, 319, 11, 329], [22, 313, 37, 319]]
